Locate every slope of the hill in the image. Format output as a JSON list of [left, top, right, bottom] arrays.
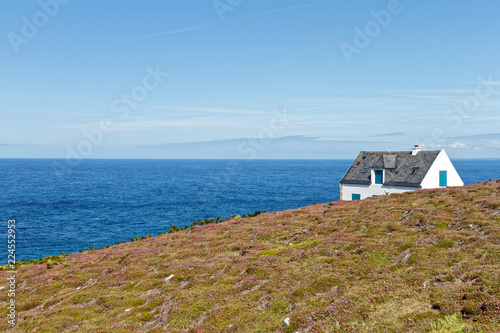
[[1, 181, 500, 332]]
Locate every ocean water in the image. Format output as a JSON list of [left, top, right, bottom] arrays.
[[1, 159, 499, 263]]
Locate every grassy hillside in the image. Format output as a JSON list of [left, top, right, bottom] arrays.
[[2, 181, 500, 332]]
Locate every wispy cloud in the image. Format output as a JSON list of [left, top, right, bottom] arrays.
[[59, 117, 248, 132], [368, 132, 406, 137], [109, 24, 213, 45], [113, 118, 235, 130], [18, 111, 102, 117], [449, 142, 468, 149], [0, 143, 36, 147], [462, 80, 500, 86], [229, 2, 328, 22], [105, 2, 328, 45], [149, 105, 267, 115], [290, 89, 500, 110], [428, 133, 500, 152], [466, 18, 482, 24], [449, 133, 500, 140]]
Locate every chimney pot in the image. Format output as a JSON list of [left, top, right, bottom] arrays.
[[412, 145, 422, 155]]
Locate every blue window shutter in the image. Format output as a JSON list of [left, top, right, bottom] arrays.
[[439, 171, 447, 187], [352, 194, 361, 201], [374, 170, 383, 184]]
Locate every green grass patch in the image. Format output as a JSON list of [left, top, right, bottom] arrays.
[[436, 240, 455, 248], [258, 240, 321, 256], [433, 222, 449, 230]]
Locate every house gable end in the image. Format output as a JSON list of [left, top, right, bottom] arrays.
[[420, 150, 464, 188]]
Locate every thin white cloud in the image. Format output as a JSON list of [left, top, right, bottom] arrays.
[[449, 142, 468, 149], [462, 80, 500, 85], [466, 18, 482, 24], [112, 24, 213, 44], [229, 2, 329, 22], [107, 2, 328, 45], [107, 117, 248, 131], [19, 111, 102, 117], [288, 90, 500, 110], [148, 105, 267, 115]]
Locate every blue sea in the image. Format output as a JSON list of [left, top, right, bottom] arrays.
[[1, 159, 499, 263]]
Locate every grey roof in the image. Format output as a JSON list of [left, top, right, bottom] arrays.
[[340, 150, 441, 187]]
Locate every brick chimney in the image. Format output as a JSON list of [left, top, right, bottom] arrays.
[[412, 145, 422, 156]]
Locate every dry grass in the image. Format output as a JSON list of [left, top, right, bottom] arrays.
[[1, 180, 500, 332]]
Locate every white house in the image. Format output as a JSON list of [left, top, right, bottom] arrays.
[[340, 146, 464, 200]]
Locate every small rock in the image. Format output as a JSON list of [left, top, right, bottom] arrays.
[[393, 249, 411, 264], [214, 265, 227, 279], [282, 317, 290, 327]]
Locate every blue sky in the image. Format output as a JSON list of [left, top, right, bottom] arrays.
[[1, 0, 500, 159]]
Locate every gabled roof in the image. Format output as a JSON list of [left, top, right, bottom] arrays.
[[340, 150, 441, 187]]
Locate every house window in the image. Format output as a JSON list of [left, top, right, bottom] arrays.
[[352, 194, 361, 201], [374, 170, 383, 184], [439, 170, 447, 187]]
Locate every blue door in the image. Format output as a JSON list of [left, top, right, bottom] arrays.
[[374, 170, 383, 184], [439, 171, 447, 187], [352, 194, 361, 200]]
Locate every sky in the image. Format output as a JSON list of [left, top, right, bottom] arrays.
[[1, 0, 500, 159]]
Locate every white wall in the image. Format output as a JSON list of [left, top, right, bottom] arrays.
[[340, 183, 418, 200], [420, 149, 464, 188]]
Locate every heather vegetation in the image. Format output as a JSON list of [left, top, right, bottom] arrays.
[[0, 211, 267, 270], [1, 181, 499, 332]]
